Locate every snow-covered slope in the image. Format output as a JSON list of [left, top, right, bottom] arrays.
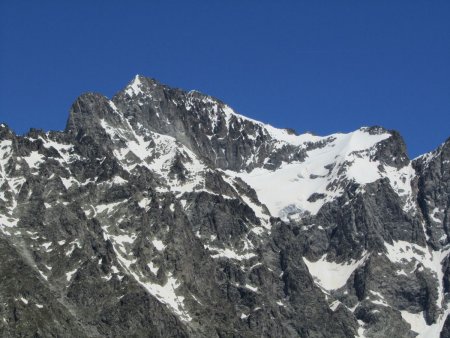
[[228, 129, 389, 218]]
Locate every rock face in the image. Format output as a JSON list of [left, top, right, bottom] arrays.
[[0, 75, 449, 337]]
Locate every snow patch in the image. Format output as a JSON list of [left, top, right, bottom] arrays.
[[66, 268, 78, 281], [60, 177, 79, 189], [138, 197, 151, 210], [95, 201, 124, 214], [400, 309, 450, 338], [303, 253, 369, 291], [385, 241, 450, 309], [107, 226, 191, 321], [205, 245, 257, 261], [23, 151, 45, 169], [229, 129, 391, 218], [41, 242, 52, 250], [244, 284, 258, 292], [152, 239, 166, 252], [148, 261, 159, 275]]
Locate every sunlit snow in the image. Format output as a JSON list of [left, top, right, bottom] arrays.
[[230, 129, 391, 218], [303, 253, 369, 291]]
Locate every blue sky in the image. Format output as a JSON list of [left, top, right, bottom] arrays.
[[1, 1, 449, 157]]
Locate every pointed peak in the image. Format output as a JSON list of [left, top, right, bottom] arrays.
[[123, 74, 163, 97], [0, 122, 14, 140], [130, 74, 162, 86], [125, 75, 145, 97], [131, 74, 149, 86]]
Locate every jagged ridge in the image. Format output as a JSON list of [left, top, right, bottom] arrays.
[[0, 75, 449, 337]]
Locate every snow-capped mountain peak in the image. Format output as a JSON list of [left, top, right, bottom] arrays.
[[1, 75, 449, 337]]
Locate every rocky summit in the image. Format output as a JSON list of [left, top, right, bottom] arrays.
[[1, 75, 450, 338]]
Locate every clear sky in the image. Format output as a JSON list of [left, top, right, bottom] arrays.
[[1, 1, 449, 157]]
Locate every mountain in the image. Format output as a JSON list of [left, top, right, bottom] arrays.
[[1, 75, 449, 337]]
